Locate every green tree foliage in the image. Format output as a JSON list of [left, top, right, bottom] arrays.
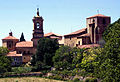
[[0, 47, 9, 55], [53, 46, 84, 70], [81, 48, 102, 73], [95, 18, 120, 81], [71, 47, 84, 68], [52, 46, 72, 70], [20, 32, 26, 42], [31, 38, 59, 70], [0, 47, 11, 74]]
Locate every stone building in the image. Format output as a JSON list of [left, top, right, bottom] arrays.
[[2, 8, 111, 65], [2, 32, 19, 51], [2, 8, 62, 65], [7, 51, 22, 66], [64, 14, 111, 48]]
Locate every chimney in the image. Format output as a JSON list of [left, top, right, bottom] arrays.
[[9, 32, 13, 36]]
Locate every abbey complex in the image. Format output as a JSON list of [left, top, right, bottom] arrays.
[[2, 8, 111, 66]]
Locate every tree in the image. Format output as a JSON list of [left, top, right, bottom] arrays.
[[81, 47, 102, 73], [31, 38, 59, 70], [95, 18, 120, 81], [0, 47, 11, 74], [0, 47, 9, 55], [71, 47, 84, 69], [53, 46, 73, 70], [20, 32, 26, 42]]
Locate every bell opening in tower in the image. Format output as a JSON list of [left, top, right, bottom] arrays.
[[37, 22, 40, 28]]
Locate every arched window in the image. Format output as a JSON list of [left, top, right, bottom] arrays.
[[37, 22, 40, 28]]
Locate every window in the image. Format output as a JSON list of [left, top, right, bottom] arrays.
[[37, 22, 40, 28], [9, 44, 11, 48], [78, 41, 80, 45], [14, 58, 17, 61], [23, 51, 26, 54], [103, 18, 106, 24], [19, 51, 21, 54], [70, 37, 71, 40], [28, 51, 30, 54]]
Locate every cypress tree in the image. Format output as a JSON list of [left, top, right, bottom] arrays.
[[20, 32, 26, 42]]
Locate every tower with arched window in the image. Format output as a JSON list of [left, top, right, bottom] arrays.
[[32, 8, 44, 48]]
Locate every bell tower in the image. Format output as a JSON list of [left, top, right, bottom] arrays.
[[32, 8, 44, 48], [86, 14, 111, 44]]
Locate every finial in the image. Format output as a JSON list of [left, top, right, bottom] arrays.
[[37, 8, 39, 16]]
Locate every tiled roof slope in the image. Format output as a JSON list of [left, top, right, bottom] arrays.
[[78, 33, 90, 37], [64, 28, 87, 36], [2, 36, 18, 40], [7, 51, 22, 57], [44, 32, 62, 37], [16, 41, 33, 47], [87, 14, 110, 19]]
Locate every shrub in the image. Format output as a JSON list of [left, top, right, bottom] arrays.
[[91, 78, 97, 82], [85, 78, 91, 82], [12, 67, 32, 74], [85, 78, 98, 82], [73, 78, 80, 82]]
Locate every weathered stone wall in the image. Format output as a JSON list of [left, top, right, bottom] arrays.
[[16, 47, 34, 63]]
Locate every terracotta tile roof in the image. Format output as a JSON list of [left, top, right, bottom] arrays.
[[50, 36, 59, 39], [78, 33, 90, 37], [16, 41, 33, 47], [87, 14, 110, 19], [44, 32, 62, 37], [7, 51, 22, 57], [64, 28, 87, 36], [2, 36, 18, 40], [78, 44, 100, 48]]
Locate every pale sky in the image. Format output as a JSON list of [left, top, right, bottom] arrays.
[[0, 0, 120, 46]]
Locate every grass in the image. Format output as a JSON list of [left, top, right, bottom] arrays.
[[0, 77, 65, 82]]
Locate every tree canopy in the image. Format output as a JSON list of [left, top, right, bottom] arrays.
[[95, 18, 120, 81], [0, 47, 11, 74], [31, 38, 59, 71], [53, 46, 85, 70]]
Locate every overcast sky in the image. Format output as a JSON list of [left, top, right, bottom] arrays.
[[0, 0, 120, 46]]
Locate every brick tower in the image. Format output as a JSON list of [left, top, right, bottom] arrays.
[[86, 14, 111, 44], [32, 8, 44, 48]]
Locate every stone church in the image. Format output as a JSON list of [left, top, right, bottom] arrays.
[[2, 8, 111, 66], [2, 8, 62, 66], [64, 14, 111, 48]]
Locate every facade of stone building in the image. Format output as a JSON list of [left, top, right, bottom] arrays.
[[2, 9, 111, 65], [7, 51, 22, 66], [64, 14, 111, 48], [2, 32, 19, 51], [2, 8, 62, 66]]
